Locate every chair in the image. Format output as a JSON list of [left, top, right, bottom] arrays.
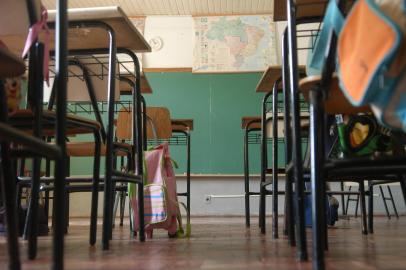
[[242, 116, 262, 227], [297, 3, 406, 266], [0, 0, 68, 268], [275, 0, 357, 263], [116, 106, 193, 232], [257, 66, 308, 239], [344, 181, 400, 220], [170, 118, 193, 228]]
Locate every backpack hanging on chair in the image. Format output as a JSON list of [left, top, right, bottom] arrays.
[[128, 143, 190, 238], [307, 0, 406, 131], [129, 143, 184, 238]]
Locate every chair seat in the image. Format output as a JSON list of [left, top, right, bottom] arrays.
[[0, 47, 26, 77], [241, 117, 261, 130], [66, 141, 131, 157], [299, 75, 371, 114], [171, 119, 194, 131], [242, 116, 309, 133], [9, 109, 101, 136]]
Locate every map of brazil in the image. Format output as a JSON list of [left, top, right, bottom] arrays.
[[193, 15, 277, 73]]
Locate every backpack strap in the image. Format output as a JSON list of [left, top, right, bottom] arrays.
[[307, 0, 345, 75], [176, 202, 191, 238]]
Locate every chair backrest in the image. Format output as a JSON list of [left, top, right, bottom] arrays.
[[116, 107, 132, 141], [146, 107, 172, 140], [116, 106, 172, 141], [0, 0, 41, 54]]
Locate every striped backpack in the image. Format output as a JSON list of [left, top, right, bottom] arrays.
[[129, 143, 188, 238]]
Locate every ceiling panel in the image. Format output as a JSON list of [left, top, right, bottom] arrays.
[[41, 0, 273, 16]]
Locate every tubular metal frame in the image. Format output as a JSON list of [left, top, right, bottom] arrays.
[[259, 79, 282, 238], [244, 119, 261, 228], [0, 1, 67, 269], [171, 127, 192, 227], [282, 1, 406, 270], [48, 21, 146, 247]]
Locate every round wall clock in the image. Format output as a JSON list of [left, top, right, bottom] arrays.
[[149, 36, 164, 51]]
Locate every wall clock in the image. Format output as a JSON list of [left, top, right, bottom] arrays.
[[149, 36, 164, 51]]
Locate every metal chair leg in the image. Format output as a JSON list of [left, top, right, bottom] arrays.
[[345, 186, 352, 215], [26, 42, 45, 260], [90, 133, 101, 246], [119, 189, 126, 226], [340, 182, 346, 215], [0, 81, 21, 270], [359, 181, 368, 235], [259, 88, 269, 234], [282, 29, 295, 245], [309, 85, 326, 270], [387, 186, 399, 219], [186, 131, 191, 230], [27, 157, 41, 260], [112, 191, 120, 228], [271, 80, 280, 239], [259, 180, 266, 234], [53, 2, 68, 268], [368, 184, 374, 234], [244, 127, 250, 227], [379, 186, 391, 219]]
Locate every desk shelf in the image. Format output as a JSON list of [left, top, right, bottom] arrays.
[[48, 54, 138, 80], [247, 131, 308, 145], [147, 134, 189, 146]]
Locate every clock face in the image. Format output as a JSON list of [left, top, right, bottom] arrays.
[[149, 36, 164, 51]]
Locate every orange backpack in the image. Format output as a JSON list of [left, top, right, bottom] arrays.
[[307, 0, 406, 131]]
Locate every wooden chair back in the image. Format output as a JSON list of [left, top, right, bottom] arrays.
[[116, 106, 172, 141]]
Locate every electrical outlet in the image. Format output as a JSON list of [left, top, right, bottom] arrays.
[[205, 195, 211, 204]]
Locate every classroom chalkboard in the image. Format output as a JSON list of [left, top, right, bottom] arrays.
[[144, 72, 286, 175]]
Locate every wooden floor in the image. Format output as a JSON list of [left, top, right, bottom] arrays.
[[0, 216, 405, 270]]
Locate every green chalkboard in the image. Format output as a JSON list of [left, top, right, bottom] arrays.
[[144, 72, 285, 175]]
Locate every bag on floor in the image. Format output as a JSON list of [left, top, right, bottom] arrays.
[[304, 195, 339, 227], [307, 0, 406, 131], [304, 182, 339, 227], [129, 143, 188, 238]]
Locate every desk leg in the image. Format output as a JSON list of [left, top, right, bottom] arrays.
[[272, 80, 280, 239], [53, 1, 68, 268], [282, 29, 295, 246], [287, 0, 307, 261]]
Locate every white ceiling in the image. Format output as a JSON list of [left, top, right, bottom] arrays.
[[41, 0, 273, 16]]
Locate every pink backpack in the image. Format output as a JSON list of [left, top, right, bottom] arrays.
[[129, 143, 187, 238]]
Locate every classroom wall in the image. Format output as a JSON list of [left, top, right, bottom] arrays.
[[58, 16, 406, 219], [141, 16, 315, 69], [143, 71, 279, 174], [143, 16, 194, 68], [65, 177, 406, 218]]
